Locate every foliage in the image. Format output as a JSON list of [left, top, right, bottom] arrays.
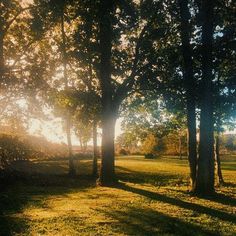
[[141, 133, 165, 157], [119, 148, 129, 156], [0, 133, 67, 169], [144, 153, 155, 159], [116, 131, 139, 154], [221, 134, 236, 152], [0, 134, 31, 168]]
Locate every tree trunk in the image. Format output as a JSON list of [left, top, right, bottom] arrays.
[[99, 116, 116, 185], [215, 131, 224, 185], [179, 136, 182, 160], [0, 31, 4, 82], [60, 12, 76, 176], [178, 0, 197, 191], [66, 114, 75, 176], [195, 0, 215, 195], [92, 120, 98, 177], [187, 111, 197, 190], [98, 0, 116, 185]]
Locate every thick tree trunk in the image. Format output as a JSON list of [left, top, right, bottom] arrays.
[[98, 0, 116, 185], [92, 120, 98, 177], [195, 0, 215, 195], [178, 0, 197, 191], [215, 131, 224, 185], [99, 116, 116, 185]]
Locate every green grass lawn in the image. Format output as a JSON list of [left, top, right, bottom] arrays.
[[0, 156, 235, 236]]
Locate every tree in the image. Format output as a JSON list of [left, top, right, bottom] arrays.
[[71, 89, 101, 177], [141, 133, 166, 157], [178, 0, 197, 190], [195, 0, 215, 195], [98, 0, 116, 185], [30, 0, 83, 176], [116, 131, 139, 155], [0, 1, 48, 141], [97, 0, 147, 185], [60, 4, 76, 176], [212, 0, 236, 185]]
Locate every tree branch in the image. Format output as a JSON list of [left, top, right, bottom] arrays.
[[113, 23, 149, 106], [4, 6, 33, 34]]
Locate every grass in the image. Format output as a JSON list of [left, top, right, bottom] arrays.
[[0, 155, 236, 235]]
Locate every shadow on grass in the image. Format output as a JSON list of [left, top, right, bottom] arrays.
[[168, 184, 236, 207], [198, 191, 236, 208], [117, 183, 236, 224], [221, 181, 236, 188], [5, 160, 68, 176], [116, 166, 187, 187], [97, 206, 217, 236], [0, 173, 96, 236], [0, 215, 29, 236]]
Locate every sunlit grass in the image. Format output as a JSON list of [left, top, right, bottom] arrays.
[[0, 155, 235, 235]]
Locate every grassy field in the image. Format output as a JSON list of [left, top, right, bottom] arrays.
[[0, 155, 235, 236]]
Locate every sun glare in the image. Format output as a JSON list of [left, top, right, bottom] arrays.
[[28, 117, 123, 145]]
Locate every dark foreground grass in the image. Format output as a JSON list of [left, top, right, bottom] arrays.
[[0, 155, 235, 235]]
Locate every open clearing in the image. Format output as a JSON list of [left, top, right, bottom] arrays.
[[0, 156, 235, 236]]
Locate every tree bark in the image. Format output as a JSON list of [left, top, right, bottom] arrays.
[[98, 0, 117, 185], [195, 0, 215, 195], [215, 130, 224, 185], [178, 0, 197, 190], [99, 116, 116, 185], [92, 120, 98, 177]]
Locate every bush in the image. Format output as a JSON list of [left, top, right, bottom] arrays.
[[142, 134, 166, 157], [119, 148, 129, 155], [144, 153, 156, 159], [0, 134, 31, 168]]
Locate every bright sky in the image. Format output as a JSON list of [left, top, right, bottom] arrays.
[[29, 116, 123, 145]]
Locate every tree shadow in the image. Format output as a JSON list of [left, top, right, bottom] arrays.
[[117, 183, 236, 224], [5, 159, 68, 176], [167, 184, 236, 207], [200, 192, 236, 208], [96, 206, 218, 236], [221, 182, 236, 188], [116, 166, 185, 187], [0, 173, 96, 235], [0, 215, 29, 236]]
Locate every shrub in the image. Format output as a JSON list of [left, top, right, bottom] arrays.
[[0, 134, 31, 168], [119, 148, 129, 155], [142, 134, 166, 156], [144, 153, 156, 159]]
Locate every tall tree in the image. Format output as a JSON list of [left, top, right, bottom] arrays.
[[98, 0, 116, 185], [60, 5, 76, 176], [213, 0, 236, 185], [178, 0, 197, 190], [30, 0, 83, 175], [195, 0, 215, 195]]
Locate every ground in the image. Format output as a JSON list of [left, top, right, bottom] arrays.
[[0, 156, 235, 236]]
